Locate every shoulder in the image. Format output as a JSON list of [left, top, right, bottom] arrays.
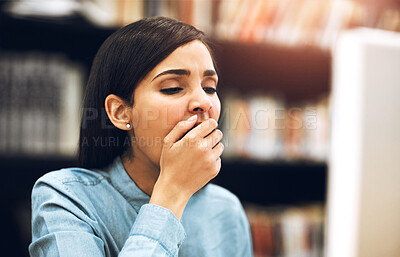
[[32, 167, 110, 204], [191, 183, 245, 217], [185, 183, 250, 237], [199, 183, 242, 206], [30, 168, 112, 246], [35, 167, 107, 188], [31, 167, 113, 223]]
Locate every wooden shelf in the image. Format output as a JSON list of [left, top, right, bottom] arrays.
[[211, 39, 331, 104], [0, 13, 116, 69], [213, 159, 327, 206]]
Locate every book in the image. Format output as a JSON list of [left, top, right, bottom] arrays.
[[245, 203, 324, 257], [0, 52, 84, 158], [221, 93, 330, 162]]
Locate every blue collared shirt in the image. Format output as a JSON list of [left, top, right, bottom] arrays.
[[29, 156, 253, 256]]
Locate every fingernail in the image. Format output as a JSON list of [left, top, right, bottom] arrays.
[[188, 115, 197, 121]]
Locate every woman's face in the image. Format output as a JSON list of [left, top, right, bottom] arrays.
[[129, 40, 221, 167]]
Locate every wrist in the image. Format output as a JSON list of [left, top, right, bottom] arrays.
[[149, 181, 191, 220]]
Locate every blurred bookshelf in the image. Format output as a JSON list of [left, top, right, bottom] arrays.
[[1, 0, 399, 256]]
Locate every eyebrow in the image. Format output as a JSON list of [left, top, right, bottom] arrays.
[[203, 70, 217, 77], [151, 69, 217, 81]]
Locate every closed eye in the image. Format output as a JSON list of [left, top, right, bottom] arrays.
[[160, 87, 183, 95], [203, 87, 217, 94]]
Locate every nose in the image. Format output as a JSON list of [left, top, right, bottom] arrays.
[[189, 88, 212, 117]]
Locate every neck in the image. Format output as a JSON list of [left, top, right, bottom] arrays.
[[121, 146, 160, 196]]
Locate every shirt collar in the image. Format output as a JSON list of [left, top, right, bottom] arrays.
[[105, 156, 151, 213]]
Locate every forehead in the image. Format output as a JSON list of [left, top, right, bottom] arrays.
[[150, 40, 215, 75]]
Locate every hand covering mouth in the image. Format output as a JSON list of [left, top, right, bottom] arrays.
[[192, 122, 202, 129], [178, 122, 202, 141]]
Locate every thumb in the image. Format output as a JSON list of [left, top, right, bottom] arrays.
[[163, 115, 197, 148]]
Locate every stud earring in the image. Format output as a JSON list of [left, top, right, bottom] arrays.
[[126, 123, 131, 129]]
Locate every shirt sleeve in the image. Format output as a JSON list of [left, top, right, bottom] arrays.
[[29, 178, 186, 257], [119, 204, 186, 257]]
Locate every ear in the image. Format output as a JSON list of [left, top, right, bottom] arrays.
[[104, 94, 132, 131]]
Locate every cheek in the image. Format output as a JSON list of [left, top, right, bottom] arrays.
[[160, 102, 186, 131], [133, 98, 186, 138], [131, 108, 162, 132], [211, 98, 221, 121]]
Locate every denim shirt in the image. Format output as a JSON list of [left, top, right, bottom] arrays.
[[29, 156, 253, 257]]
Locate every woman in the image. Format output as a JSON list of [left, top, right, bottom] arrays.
[[29, 17, 253, 257]]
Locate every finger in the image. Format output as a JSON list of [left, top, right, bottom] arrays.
[[202, 129, 223, 149], [214, 157, 222, 177], [163, 115, 197, 147], [211, 142, 224, 158], [186, 118, 218, 139]]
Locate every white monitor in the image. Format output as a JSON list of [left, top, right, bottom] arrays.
[[326, 28, 400, 257]]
